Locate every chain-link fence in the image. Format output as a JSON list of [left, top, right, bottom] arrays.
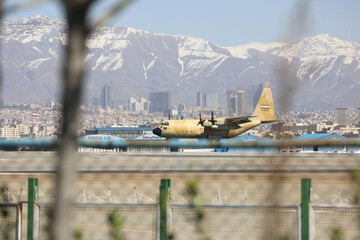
[[1, 169, 360, 239], [170, 205, 299, 240], [38, 203, 159, 240], [0, 203, 21, 240], [313, 206, 360, 240]]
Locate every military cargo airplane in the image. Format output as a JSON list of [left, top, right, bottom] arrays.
[[152, 87, 276, 139]]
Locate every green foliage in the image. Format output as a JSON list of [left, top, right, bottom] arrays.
[[330, 227, 343, 240], [73, 228, 83, 240], [72, 228, 83, 240], [107, 211, 125, 240], [186, 179, 199, 202], [185, 179, 210, 240], [0, 185, 7, 196]]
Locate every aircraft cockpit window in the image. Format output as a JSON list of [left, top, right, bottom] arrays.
[[162, 122, 170, 126]]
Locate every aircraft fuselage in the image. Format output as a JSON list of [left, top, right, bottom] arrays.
[[153, 119, 261, 139]]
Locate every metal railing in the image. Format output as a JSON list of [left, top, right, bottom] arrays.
[[2, 175, 360, 240]]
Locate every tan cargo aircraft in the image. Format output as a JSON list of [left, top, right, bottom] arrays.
[[153, 87, 276, 139]]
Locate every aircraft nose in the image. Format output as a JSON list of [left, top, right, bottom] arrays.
[[153, 127, 162, 136]]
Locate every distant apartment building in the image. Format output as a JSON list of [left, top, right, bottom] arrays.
[[197, 92, 218, 110], [50, 101, 62, 110], [334, 126, 360, 137], [149, 91, 171, 113], [227, 89, 245, 115], [335, 108, 348, 126], [271, 122, 323, 135], [178, 104, 186, 115], [100, 84, 112, 109], [0, 124, 30, 139], [128, 97, 150, 112], [253, 83, 270, 111]]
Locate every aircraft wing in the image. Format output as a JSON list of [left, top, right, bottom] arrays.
[[202, 116, 256, 129], [222, 116, 255, 125]]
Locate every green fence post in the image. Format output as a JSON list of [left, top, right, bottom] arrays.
[[27, 178, 39, 240], [160, 179, 171, 240], [301, 178, 311, 240]]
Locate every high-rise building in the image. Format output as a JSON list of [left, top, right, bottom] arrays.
[[128, 97, 150, 112], [139, 98, 149, 112], [144, 101, 150, 112], [227, 89, 245, 115], [197, 92, 218, 110], [100, 84, 112, 109], [204, 92, 218, 109], [335, 108, 348, 126], [128, 97, 137, 111], [197, 92, 203, 107], [253, 83, 270, 111], [0, 94, 3, 108], [149, 91, 171, 113], [235, 90, 245, 115]]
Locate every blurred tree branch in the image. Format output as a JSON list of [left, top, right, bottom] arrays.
[[51, 0, 131, 239]]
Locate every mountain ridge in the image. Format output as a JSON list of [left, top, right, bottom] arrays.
[[1, 15, 360, 110]]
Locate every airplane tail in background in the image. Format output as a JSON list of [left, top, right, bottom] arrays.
[[252, 87, 276, 123]]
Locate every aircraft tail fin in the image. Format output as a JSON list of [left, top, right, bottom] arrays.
[[252, 87, 276, 123]]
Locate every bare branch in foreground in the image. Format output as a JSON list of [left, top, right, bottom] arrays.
[[51, 0, 131, 239]]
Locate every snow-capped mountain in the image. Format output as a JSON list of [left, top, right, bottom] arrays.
[[1, 15, 360, 110]]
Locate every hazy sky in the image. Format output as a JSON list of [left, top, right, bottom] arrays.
[[6, 0, 360, 46]]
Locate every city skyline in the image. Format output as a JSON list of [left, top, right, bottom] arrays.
[[2, 103, 360, 139]]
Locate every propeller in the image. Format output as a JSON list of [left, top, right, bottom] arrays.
[[210, 111, 217, 125], [198, 113, 205, 126]]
